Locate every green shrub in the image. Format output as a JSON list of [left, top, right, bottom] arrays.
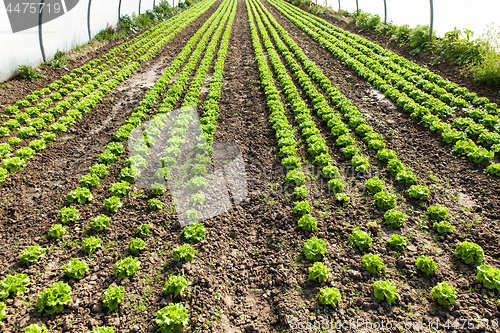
[[427, 204, 449, 221], [137, 224, 151, 237], [294, 186, 308, 199], [129, 238, 146, 254], [172, 244, 196, 262], [433, 221, 455, 234], [0, 273, 30, 298], [408, 185, 430, 200], [49, 224, 67, 238], [365, 176, 385, 194], [58, 206, 80, 223], [373, 191, 397, 210], [103, 196, 122, 213], [82, 236, 102, 255], [476, 264, 500, 292], [91, 214, 111, 232], [328, 178, 345, 193], [148, 198, 163, 211], [293, 200, 312, 216], [298, 214, 318, 232], [17, 65, 44, 81]]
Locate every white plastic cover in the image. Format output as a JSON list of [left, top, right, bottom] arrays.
[[0, 0, 156, 83]]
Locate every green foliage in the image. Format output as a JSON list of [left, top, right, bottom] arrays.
[[102, 285, 125, 312], [190, 193, 205, 206], [0, 273, 30, 299], [103, 196, 122, 213], [24, 324, 51, 333], [349, 227, 372, 251], [486, 163, 500, 176], [109, 181, 130, 197], [298, 214, 318, 232], [98, 150, 117, 165], [303, 237, 327, 261], [58, 206, 80, 223], [383, 209, 406, 228], [105, 142, 125, 155], [148, 198, 163, 211], [114, 257, 141, 278], [15, 147, 35, 160], [318, 287, 341, 307], [17, 65, 44, 81], [20, 245, 46, 264], [82, 236, 102, 255], [137, 224, 151, 237], [90, 326, 115, 333], [66, 187, 94, 204], [328, 178, 345, 193], [63, 258, 89, 279], [468, 26, 500, 85], [49, 224, 67, 238], [408, 185, 430, 200], [129, 238, 146, 254], [187, 176, 205, 191], [387, 159, 405, 175], [308, 262, 329, 283], [79, 174, 100, 188], [415, 255, 437, 275], [365, 176, 385, 194], [387, 234, 408, 251], [120, 166, 140, 183], [89, 163, 109, 178], [476, 264, 500, 292], [28, 139, 46, 152], [377, 149, 397, 162], [2, 156, 26, 172], [373, 280, 399, 305], [17, 126, 37, 139], [350, 154, 370, 172], [395, 170, 416, 184], [362, 254, 385, 274], [285, 169, 305, 185], [36, 281, 72, 314], [294, 186, 308, 199], [0, 302, 5, 322], [373, 191, 397, 210], [321, 165, 340, 179], [155, 303, 189, 333], [293, 200, 312, 216], [335, 193, 351, 206], [172, 244, 196, 262], [182, 222, 206, 242], [91, 214, 111, 232], [163, 275, 189, 298], [431, 282, 457, 306], [427, 204, 449, 221], [432, 221, 454, 234], [455, 241, 484, 265]]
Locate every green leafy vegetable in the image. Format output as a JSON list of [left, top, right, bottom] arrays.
[[36, 281, 72, 314]]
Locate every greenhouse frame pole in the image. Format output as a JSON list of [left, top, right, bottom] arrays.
[[356, 0, 358, 14], [383, 0, 387, 23], [139, 0, 142, 15], [118, 0, 122, 20], [38, 0, 46, 62], [87, 0, 93, 41], [338, 0, 340, 13], [429, 0, 434, 42]]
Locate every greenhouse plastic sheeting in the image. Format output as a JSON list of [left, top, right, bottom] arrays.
[[0, 0, 153, 83], [323, 0, 500, 38]]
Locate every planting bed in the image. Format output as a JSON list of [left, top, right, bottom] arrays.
[[0, 0, 500, 332]]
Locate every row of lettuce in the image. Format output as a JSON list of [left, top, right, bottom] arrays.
[[267, 0, 500, 176], [0, 0, 239, 332], [249, 0, 500, 309], [0, 0, 218, 183]]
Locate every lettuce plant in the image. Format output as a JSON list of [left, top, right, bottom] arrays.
[[321, 165, 340, 179], [294, 186, 308, 199], [328, 178, 345, 193], [102, 285, 125, 312], [49, 224, 67, 238], [129, 238, 146, 254], [89, 163, 109, 178], [349, 227, 372, 251], [0, 302, 5, 322], [395, 170, 416, 184], [36, 281, 72, 314], [190, 193, 205, 206], [308, 262, 329, 283], [415, 255, 437, 275], [298, 214, 318, 232], [172, 244, 196, 262], [362, 254, 385, 274], [105, 142, 125, 155], [2, 156, 25, 172], [476, 265, 500, 292], [455, 241, 484, 265], [15, 147, 35, 159], [365, 176, 385, 194], [387, 159, 405, 175], [285, 169, 305, 185], [318, 287, 341, 307], [90, 326, 115, 333], [63, 258, 89, 279], [373, 191, 397, 210], [28, 139, 46, 152], [58, 206, 80, 223], [151, 183, 166, 196], [108, 181, 130, 197], [433, 221, 455, 234], [373, 280, 399, 305], [182, 222, 206, 242], [376, 149, 397, 162], [303, 237, 327, 261], [98, 150, 117, 165], [137, 224, 151, 237], [103, 196, 122, 213], [82, 236, 102, 255], [24, 324, 51, 333], [148, 198, 163, 211], [335, 193, 351, 206], [383, 209, 405, 228], [431, 282, 457, 306], [20, 245, 46, 264], [387, 234, 408, 251], [78, 174, 100, 188], [120, 166, 140, 184], [91, 214, 111, 232], [66, 187, 93, 204], [155, 303, 189, 333], [187, 176, 205, 191], [0, 273, 30, 298], [114, 257, 141, 278], [163, 275, 189, 298], [427, 204, 448, 221], [408, 185, 430, 200], [293, 200, 312, 216]]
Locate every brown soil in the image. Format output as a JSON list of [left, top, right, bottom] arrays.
[[0, 0, 499, 332]]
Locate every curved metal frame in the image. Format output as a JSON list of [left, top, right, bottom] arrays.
[[383, 0, 387, 23], [118, 0, 122, 20], [139, 0, 142, 15], [38, 0, 46, 62], [87, 0, 93, 41], [429, 0, 434, 41]]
